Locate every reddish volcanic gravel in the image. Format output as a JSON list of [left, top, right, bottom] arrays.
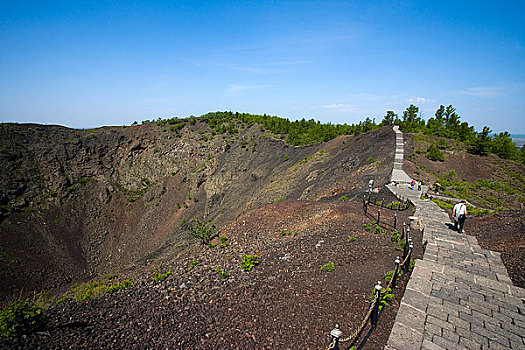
[[1, 198, 421, 350]]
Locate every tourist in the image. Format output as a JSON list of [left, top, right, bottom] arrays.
[[453, 200, 467, 233]]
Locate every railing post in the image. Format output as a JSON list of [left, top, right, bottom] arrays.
[[402, 222, 406, 239], [394, 214, 397, 230], [329, 324, 342, 350], [377, 209, 381, 223], [392, 257, 400, 288], [371, 282, 382, 328], [406, 227, 410, 246], [403, 237, 409, 260], [404, 241, 413, 271]]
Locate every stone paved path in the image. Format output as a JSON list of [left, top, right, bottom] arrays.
[[384, 127, 525, 350]]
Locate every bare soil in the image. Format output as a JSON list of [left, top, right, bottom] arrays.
[[1, 197, 421, 349]]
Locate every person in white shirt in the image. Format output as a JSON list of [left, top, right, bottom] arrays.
[[453, 200, 467, 233]]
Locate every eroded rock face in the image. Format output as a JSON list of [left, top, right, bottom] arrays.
[[0, 122, 394, 299]]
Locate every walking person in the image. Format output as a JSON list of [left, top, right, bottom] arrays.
[[453, 200, 467, 233]]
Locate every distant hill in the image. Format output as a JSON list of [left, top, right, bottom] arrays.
[[511, 134, 525, 149]]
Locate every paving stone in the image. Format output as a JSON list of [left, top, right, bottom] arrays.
[[408, 276, 432, 295], [427, 315, 455, 331], [483, 320, 524, 345], [488, 339, 512, 349], [471, 304, 494, 317], [386, 322, 424, 350], [443, 300, 474, 316], [459, 311, 484, 327], [424, 321, 442, 338], [448, 314, 471, 331], [491, 310, 513, 324], [411, 264, 433, 280], [432, 334, 462, 349], [387, 127, 525, 350], [401, 288, 429, 312], [498, 307, 525, 324], [471, 324, 511, 348], [395, 302, 426, 333], [442, 328, 460, 343], [458, 336, 482, 350], [456, 327, 489, 348], [421, 339, 447, 350], [427, 302, 455, 320], [499, 318, 525, 337]]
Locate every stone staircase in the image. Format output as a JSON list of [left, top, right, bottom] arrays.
[[384, 127, 525, 350]]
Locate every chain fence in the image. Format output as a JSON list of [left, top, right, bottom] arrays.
[[324, 192, 416, 350]]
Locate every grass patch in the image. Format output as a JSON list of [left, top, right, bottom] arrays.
[[320, 261, 335, 272], [0, 299, 47, 338], [241, 255, 259, 272], [57, 277, 135, 303]]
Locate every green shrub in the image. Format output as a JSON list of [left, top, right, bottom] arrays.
[[427, 144, 445, 162], [384, 269, 402, 283], [339, 196, 347, 202], [0, 299, 47, 338], [185, 218, 216, 245], [369, 287, 394, 310], [436, 139, 449, 149], [367, 157, 376, 164], [374, 224, 387, 234], [219, 236, 229, 249], [320, 262, 335, 272], [241, 255, 259, 272], [349, 235, 357, 242], [216, 268, 229, 279], [107, 280, 135, 293], [189, 260, 199, 268], [409, 259, 416, 272], [153, 267, 173, 282], [391, 229, 406, 251]]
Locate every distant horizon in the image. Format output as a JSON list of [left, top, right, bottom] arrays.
[[2, 111, 525, 135], [1, 1, 524, 133]]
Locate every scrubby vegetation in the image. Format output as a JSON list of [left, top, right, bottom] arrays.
[[0, 299, 47, 338], [56, 276, 135, 303], [320, 261, 335, 272], [185, 217, 217, 245], [241, 255, 259, 272], [150, 105, 522, 165], [382, 104, 523, 162]]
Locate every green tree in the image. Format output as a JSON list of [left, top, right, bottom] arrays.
[[380, 111, 398, 126], [469, 126, 492, 156], [427, 144, 445, 161], [491, 132, 519, 159], [400, 104, 424, 132], [426, 105, 445, 135]]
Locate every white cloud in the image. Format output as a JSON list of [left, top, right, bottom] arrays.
[[226, 84, 268, 95], [459, 86, 504, 97], [407, 97, 436, 105], [315, 103, 362, 113]]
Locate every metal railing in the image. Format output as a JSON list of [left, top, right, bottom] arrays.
[[325, 242, 414, 350], [324, 195, 416, 350]]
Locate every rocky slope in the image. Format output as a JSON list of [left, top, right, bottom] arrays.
[[0, 121, 395, 300]]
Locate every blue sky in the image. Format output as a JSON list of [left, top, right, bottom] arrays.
[[1, 1, 524, 132]]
